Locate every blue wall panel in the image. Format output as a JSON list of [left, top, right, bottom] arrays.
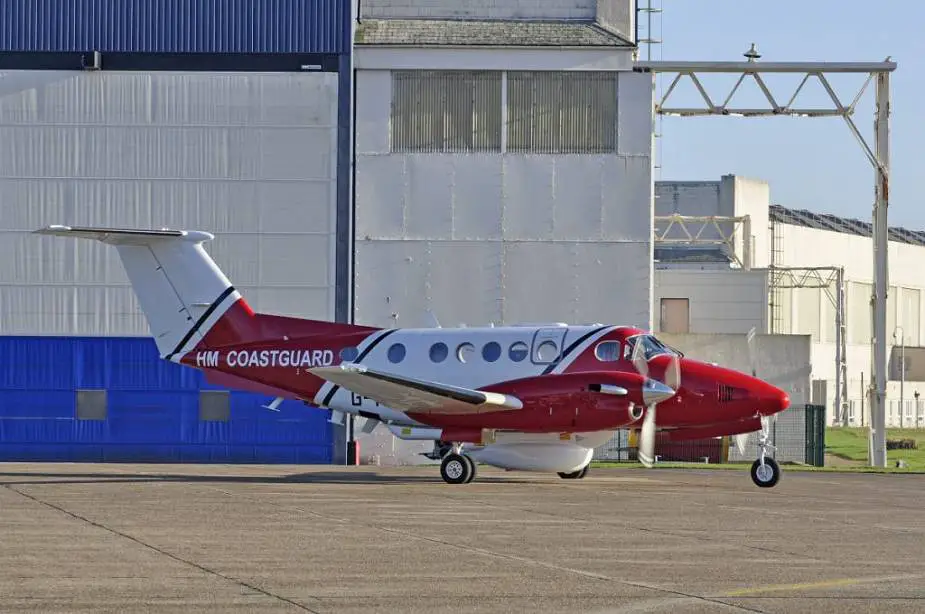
[[0, 337, 335, 463], [0, 0, 350, 54]]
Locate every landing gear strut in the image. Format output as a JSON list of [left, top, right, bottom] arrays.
[[750, 416, 781, 488], [438, 443, 477, 485], [558, 465, 589, 480]]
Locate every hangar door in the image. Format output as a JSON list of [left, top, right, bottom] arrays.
[[0, 71, 339, 335]]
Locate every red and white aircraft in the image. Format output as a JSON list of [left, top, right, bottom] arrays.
[[36, 225, 791, 487]]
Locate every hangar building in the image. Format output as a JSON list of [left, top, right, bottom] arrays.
[[352, 0, 652, 330], [655, 174, 925, 428], [351, 0, 654, 463], [0, 1, 352, 462]]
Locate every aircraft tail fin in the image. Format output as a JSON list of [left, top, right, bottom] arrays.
[[34, 225, 370, 362]]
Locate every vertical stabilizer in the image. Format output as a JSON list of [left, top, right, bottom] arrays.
[[35, 225, 250, 361]]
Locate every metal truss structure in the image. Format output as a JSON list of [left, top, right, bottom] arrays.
[[769, 266, 848, 427], [636, 54, 897, 466], [653, 214, 752, 269]]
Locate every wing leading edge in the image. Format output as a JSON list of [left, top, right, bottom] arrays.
[[309, 363, 523, 415]]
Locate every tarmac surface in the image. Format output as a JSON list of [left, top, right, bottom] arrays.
[[1, 463, 924, 614]]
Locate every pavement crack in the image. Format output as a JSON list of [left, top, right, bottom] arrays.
[[3, 484, 322, 614]]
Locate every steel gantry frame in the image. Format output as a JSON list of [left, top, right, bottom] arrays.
[[768, 266, 848, 426], [654, 214, 753, 269], [635, 55, 897, 467]]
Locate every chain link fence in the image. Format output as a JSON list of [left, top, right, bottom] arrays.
[[593, 405, 826, 466]]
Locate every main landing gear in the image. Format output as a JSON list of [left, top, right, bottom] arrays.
[[558, 465, 589, 480], [750, 416, 781, 488], [438, 443, 477, 485]]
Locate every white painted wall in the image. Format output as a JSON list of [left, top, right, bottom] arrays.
[[654, 269, 768, 334], [657, 173, 925, 425], [354, 62, 653, 329], [0, 71, 339, 335]]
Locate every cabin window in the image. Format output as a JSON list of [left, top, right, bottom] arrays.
[[339, 346, 359, 362], [594, 341, 621, 362], [387, 343, 406, 363], [482, 341, 501, 362], [509, 341, 528, 362], [456, 342, 475, 363], [534, 339, 559, 363], [429, 342, 448, 363]]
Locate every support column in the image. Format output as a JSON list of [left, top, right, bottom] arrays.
[[869, 71, 890, 467]]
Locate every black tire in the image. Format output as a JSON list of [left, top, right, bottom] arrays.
[[577, 465, 589, 479], [440, 453, 471, 485], [750, 457, 781, 488], [558, 469, 583, 479], [463, 455, 477, 483]]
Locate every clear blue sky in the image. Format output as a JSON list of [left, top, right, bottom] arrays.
[[652, 1, 925, 228]]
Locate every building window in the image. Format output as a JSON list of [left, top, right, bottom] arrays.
[[391, 70, 502, 153], [76, 389, 107, 421], [387, 343, 406, 363], [595, 341, 621, 362], [199, 390, 230, 422], [429, 342, 449, 363], [660, 298, 690, 333], [482, 341, 501, 362], [507, 71, 617, 154]]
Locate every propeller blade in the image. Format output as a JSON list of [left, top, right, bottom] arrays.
[[637, 404, 657, 468], [631, 338, 649, 378], [664, 353, 681, 390], [734, 432, 749, 456], [746, 327, 758, 377]]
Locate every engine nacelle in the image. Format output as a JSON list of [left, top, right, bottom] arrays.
[[467, 442, 593, 473]]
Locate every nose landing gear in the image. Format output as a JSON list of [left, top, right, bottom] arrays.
[[750, 416, 781, 488]]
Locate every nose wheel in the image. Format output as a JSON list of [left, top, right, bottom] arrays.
[[750, 416, 780, 488]]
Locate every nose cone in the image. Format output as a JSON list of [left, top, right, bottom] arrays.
[[760, 384, 790, 415], [642, 378, 676, 406]]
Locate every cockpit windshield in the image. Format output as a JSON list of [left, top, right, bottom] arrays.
[[624, 334, 679, 360]]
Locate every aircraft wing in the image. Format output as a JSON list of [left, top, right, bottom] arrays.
[[309, 363, 523, 415]]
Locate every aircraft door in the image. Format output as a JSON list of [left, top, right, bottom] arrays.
[[530, 327, 567, 365]]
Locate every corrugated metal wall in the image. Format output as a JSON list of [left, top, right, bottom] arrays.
[[355, 68, 653, 330], [0, 0, 349, 464], [0, 0, 350, 54], [0, 337, 334, 462], [2, 71, 339, 334]]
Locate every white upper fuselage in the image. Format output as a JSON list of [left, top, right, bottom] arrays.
[[314, 323, 621, 426]]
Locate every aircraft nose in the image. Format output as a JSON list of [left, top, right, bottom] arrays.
[[761, 385, 790, 415]]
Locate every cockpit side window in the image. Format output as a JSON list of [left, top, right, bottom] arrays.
[[624, 334, 676, 360], [594, 341, 621, 362]]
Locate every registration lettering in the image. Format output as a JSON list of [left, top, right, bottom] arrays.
[[196, 349, 334, 368]]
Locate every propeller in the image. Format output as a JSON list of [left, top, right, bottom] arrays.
[[630, 339, 680, 468]]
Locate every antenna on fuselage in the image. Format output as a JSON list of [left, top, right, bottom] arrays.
[[425, 309, 442, 328]]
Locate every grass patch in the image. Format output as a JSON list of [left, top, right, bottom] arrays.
[[825, 427, 925, 470]]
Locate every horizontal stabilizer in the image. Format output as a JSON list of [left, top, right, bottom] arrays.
[[34, 225, 214, 244], [310, 363, 523, 415]]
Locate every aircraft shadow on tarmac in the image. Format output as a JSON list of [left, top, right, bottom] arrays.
[[0, 469, 549, 487]]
